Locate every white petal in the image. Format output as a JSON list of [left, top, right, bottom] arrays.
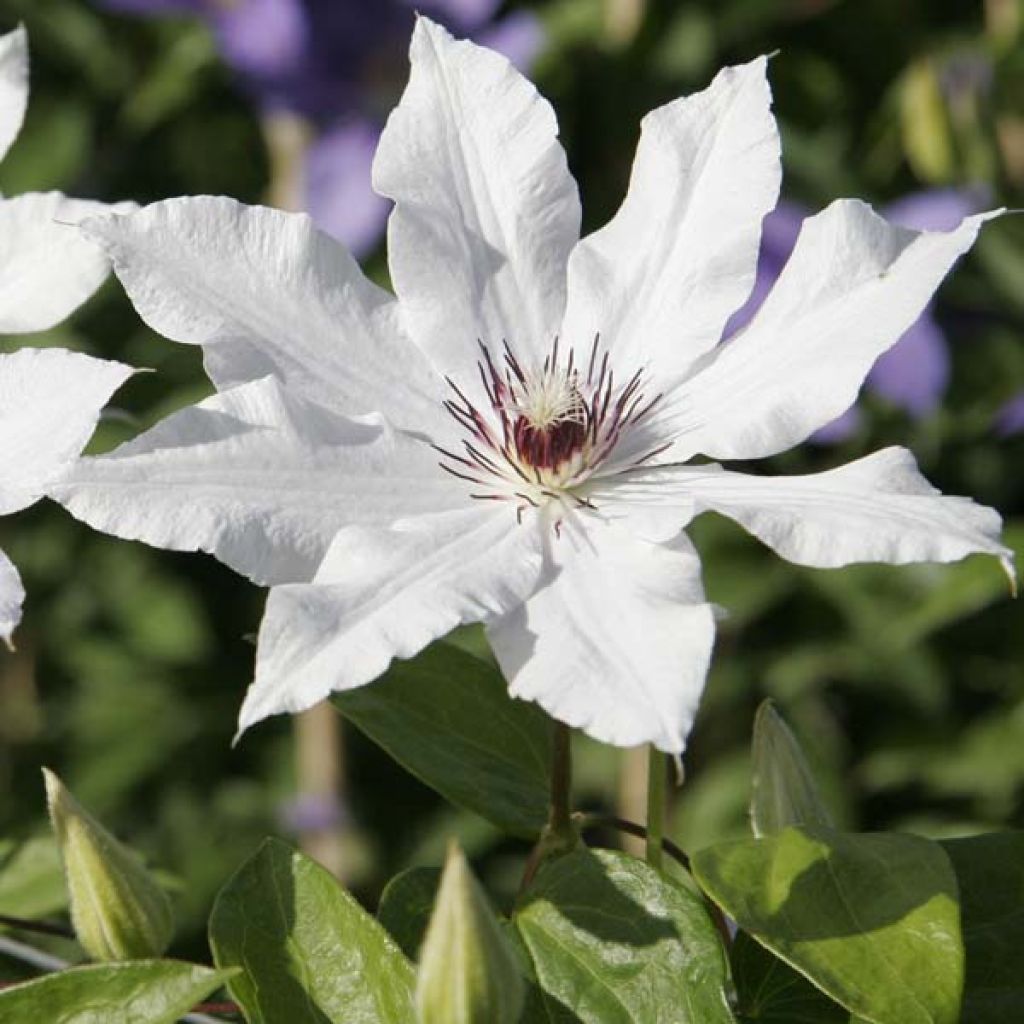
[[660, 201, 999, 461], [373, 16, 581, 380], [239, 505, 546, 733], [560, 58, 780, 384], [0, 26, 27, 164], [81, 197, 448, 435], [659, 447, 1013, 576], [0, 546, 25, 648], [0, 348, 133, 512], [0, 194, 133, 333], [487, 516, 715, 753], [52, 377, 466, 586]]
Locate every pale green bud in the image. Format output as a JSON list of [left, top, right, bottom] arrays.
[[415, 843, 525, 1024], [43, 767, 174, 961], [750, 700, 834, 837]]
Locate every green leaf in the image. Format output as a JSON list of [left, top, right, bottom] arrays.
[[334, 642, 552, 837], [941, 832, 1024, 1023], [0, 960, 235, 1024], [750, 701, 834, 837], [0, 836, 67, 919], [377, 866, 441, 960], [693, 826, 963, 1024], [900, 59, 955, 183], [731, 930, 850, 1023], [209, 838, 414, 1023], [514, 848, 734, 1023]]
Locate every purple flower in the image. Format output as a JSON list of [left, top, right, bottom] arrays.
[[98, 0, 544, 254], [277, 791, 348, 834], [726, 189, 984, 442], [996, 393, 1024, 437]]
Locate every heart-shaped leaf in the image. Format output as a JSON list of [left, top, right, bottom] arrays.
[[514, 847, 734, 1023], [693, 826, 962, 1024], [209, 838, 414, 1023], [941, 831, 1024, 1023], [0, 960, 235, 1024], [334, 641, 552, 837], [377, 865, 441, 961]]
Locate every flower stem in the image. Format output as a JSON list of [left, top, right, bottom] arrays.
[[646, 745, 666, 871], [518, 721, 576, 899], [0, 913, 73, 940], [549, 721, 573, 839], [574, 813, 690, 870]]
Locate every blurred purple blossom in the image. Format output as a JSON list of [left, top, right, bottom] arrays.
[[277, 791, 349, 834], [725, 189, 984, 442], [996, 393, 1024, 437], [99, 0, 544, 254]]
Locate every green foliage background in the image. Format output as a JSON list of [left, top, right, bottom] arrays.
[[0, 0, 1021, 968]]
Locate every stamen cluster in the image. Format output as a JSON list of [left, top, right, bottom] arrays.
[[434, 336, 665, 513]]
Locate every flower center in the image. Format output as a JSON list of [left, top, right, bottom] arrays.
[[433, 336, 667, 514]]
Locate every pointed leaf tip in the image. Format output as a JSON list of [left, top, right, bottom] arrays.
[[750, 700, 833, 837]]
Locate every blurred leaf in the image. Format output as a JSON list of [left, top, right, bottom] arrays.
[[122, 24, 218, 133], [24, 3, 132, 94], [540, 0, 604, 52], [673, 748, 753, 853], [650, 6, 715, 80], [0, 960, 236, 1024], [861, 700, 1024, 812], [209, 838, 414, 1023], [0, 835, 66, 919], [690, 517, 793, 629], [750, 700, 834, 837], [901, 58, 955, 183], [941, 831, 1024, 1022], [975, 220, 1024, 311], [515, 848, 734, 1023], [64, 663, 194, 809], [334, 642, 552, 838], [0, 98, 89, 194], [693, 826, 963, 1024], [377, 865, 441, 961], [730, 930, 850, 1023]]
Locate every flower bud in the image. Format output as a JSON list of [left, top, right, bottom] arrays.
[[43, 767, 173, 961], [415, 843, 525, 1024]]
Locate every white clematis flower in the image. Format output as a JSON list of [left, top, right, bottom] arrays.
[[0, 26, 133, 645], [54, 18, 1013, 752]]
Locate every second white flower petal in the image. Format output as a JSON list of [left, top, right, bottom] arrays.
[[487, 517, 716, 754], [52, 377, 467, 587], [660, 446, 1013, 575], [561, 57, 780, 384], [661, 200, 998, 461], [374, 16, 581, 380], [81, 197, 448, 435], [240, 505, 548, 734]]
